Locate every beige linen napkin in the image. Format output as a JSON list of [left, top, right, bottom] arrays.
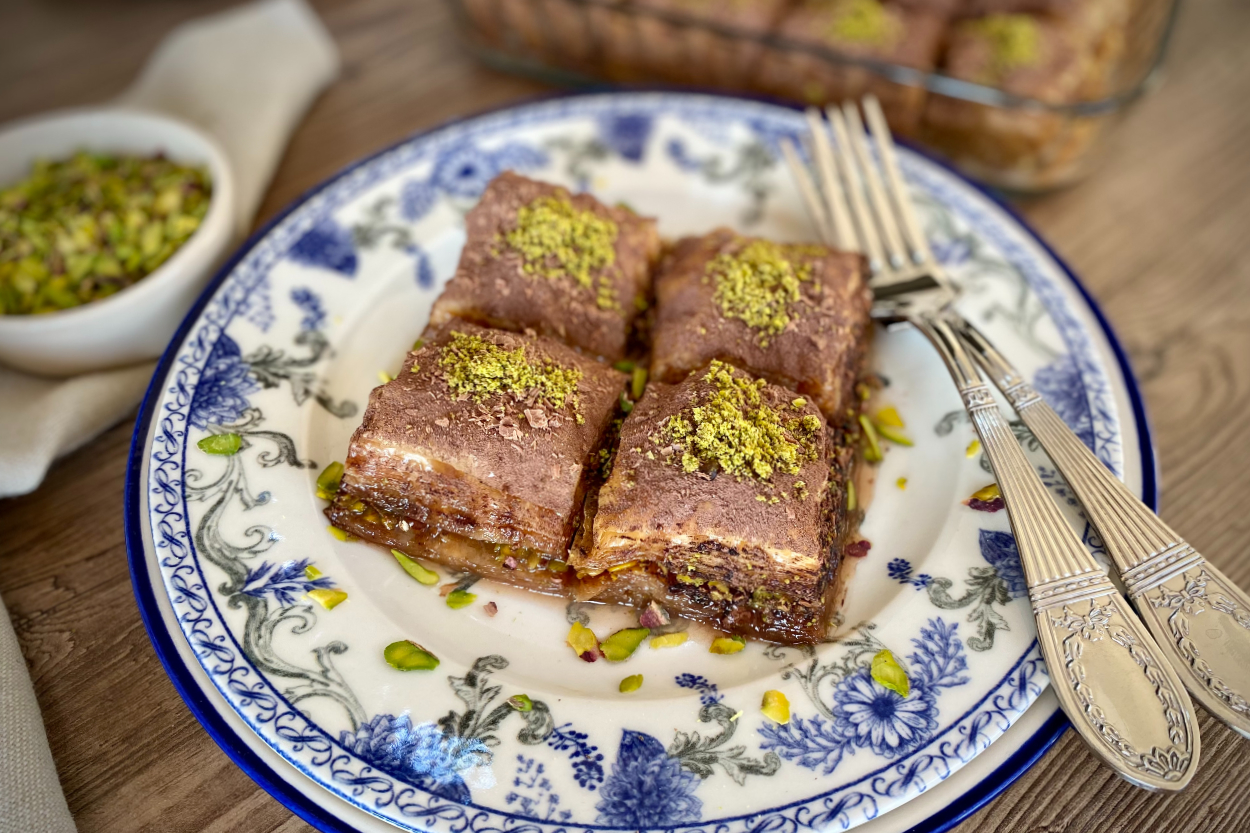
[[0, 0, 340, 499], [2, 3, 339, 831]]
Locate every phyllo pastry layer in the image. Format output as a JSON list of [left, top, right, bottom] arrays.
[[650, 229, 872, 421], [577, 360, 856, 644], [429, 171, 661, 362], [327, 320, 626, 593]]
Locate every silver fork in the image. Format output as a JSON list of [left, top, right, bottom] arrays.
[[783, 97, 1201, 791]]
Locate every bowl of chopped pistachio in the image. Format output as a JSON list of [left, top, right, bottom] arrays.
[[0, 106, 234, 376]]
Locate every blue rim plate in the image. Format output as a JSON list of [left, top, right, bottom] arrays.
[[125, 90, 1155, 833]]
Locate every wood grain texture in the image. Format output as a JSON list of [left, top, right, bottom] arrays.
[[1, 0, 1248, 830]]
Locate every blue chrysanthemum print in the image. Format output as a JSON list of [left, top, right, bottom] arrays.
[[288, 218, 358, 276], [188, 334, 259, 429], [595, 731, 701, 827], [831, 669, 939, 758], [341, 714, 489, 805], [1033, 353, 1095, 452], [979, 529, 1026, 598], [597, 113, 653, 162]]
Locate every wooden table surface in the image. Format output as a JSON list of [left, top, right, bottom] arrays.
[[2, 0, 1249, 830]]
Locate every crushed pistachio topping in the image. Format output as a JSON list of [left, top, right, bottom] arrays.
[[966, 439, 982, 458], [897, 477, 908, 490], [875, 406, 903, 427], [501, 194, 620, 310], [198, 433, 242, 456], [707, 239, 815, 343], [384, 639, 440, 671], [828, 0, 901, 47], [659, 361, 821, 481], [871, 649, 910, 696], [308, 588, 348, 610], [760, 690, 791, 725], [439, 330, 582, 411], [601, 628, 650, 662], [859, 414, 883, 463], [304, 565, 323, 581], [970, 14, 1042, 76], [619, 674, 644, 693], [507, 694, 534, 712]]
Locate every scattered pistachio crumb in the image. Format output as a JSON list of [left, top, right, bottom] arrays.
[[197, 433, 242, 456], [307, 588, 348, 609], [792, 398, 807, 409], [378, 370, 393, 384], [601, 627, 650, 662], [859, 414, 883, 463], [384, 639, 440, 671], [613, 360, 636, 372], [966, 439, 982, 458], [829, 0, 901, 47], [567, 621, 600, 662], [619, 674, 643, 693], [391, 549, 439, 585], [709, 635, 747, 655], [305, 565, 323, 581], [871, 649, 910, 696], [875, 406, 904, 427], [316, 461, 344, 495], [760, 690, 790, 724], [875, 422, 913, 447], [847, 480, 857, 512], [971, 483, 1001, 502], [507, 694, 534, 712], [631, 366, 648, 400], [446, 589, 477, 609], [897, 477, 908, 490], [730, 710, 744, 722], [649, 632, 688, 650]]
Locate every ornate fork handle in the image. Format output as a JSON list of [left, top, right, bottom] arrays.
[[953, 314, 1250, 738], [917, 314, 1200, 790]]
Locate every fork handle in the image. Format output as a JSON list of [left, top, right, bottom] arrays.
[[915, 314, 1199, 789], [952, 312, 1250, 739]]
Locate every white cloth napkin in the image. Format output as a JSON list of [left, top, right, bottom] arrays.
[[0, 0, 340, 499], [1, 4, 340, 831]]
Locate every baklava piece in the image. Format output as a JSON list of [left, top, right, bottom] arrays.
[[430, 172, 661, 363], [326, 321, 626, 594], [758, 0, 947, 133], [650, 229, 872, 422], [920, 7, 1127, 186], [622, 0, 792, 88], [575, 361, 857, 644]]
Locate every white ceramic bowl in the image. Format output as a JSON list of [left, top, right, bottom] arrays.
[[0, 107, 235, 377]]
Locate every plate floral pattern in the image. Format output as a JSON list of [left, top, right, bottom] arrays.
[[128, 93, 1144, 833]]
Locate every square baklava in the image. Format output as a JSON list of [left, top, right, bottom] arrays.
[[326, 320, 626, 594], [758, 0, 947, 133], [650, 229, 872, 422], [429, 171, 661, 363], [574, 360, 858, 644]]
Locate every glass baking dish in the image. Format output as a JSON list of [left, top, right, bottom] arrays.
[[446, 0, 1180, 192]]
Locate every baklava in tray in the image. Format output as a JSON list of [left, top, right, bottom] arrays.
[[574, 360, 857, 644], [326, 320, 626, 594], [429, 171, 661, 363], [650, 229, 873, 422]]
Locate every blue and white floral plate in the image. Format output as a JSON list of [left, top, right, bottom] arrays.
[[125, 92, 1155, 833]]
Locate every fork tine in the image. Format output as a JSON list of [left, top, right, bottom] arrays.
[[841, 101, 907, 271], [825, 105, 884, 274], [862, 96, 933, 265], [803, 108, 859, 252], [780, 138, 834, 247]]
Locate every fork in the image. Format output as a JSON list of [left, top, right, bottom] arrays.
[[783, 97, 1201, 791]]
